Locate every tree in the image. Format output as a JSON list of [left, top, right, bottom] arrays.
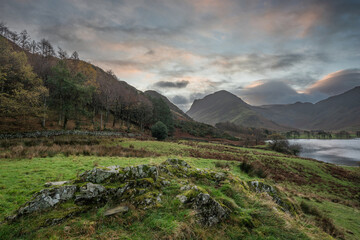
[[0, 38, 48, 119], [29, 40, 38, 54], [151, 121, 168, 140], [151, 97, 174, 135], [48, 61, 95, 129], [19, 30, 30, 49], [0, 22, 9, 38], [267, 134, 301, 155], [57, 47, 68, 59], [38, 38, 55, 57], [71, 51, 79, 60]]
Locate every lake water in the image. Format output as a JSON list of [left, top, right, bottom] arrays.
[[288, 139, 360, 166]]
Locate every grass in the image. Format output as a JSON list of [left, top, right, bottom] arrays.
[[0, 136, 359, 239]]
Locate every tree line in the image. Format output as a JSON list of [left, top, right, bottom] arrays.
[[0, 22, 79, 60]]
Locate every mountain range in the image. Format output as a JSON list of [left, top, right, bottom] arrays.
[[187, 87, 360, 131]]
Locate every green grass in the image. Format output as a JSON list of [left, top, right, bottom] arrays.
[[0, 137, 359, 239]]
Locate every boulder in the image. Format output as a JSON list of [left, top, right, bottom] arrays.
[[123, 165, 158, 181], [16, 185, 77, 217], [75, 183, 107, 205], [193, 193, 230, 226], [78, 166, 120, 183]]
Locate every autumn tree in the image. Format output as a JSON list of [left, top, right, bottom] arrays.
[[0, 38, 48, 119]]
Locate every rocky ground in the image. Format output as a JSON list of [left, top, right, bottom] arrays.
[[2, 159, 307, 239]]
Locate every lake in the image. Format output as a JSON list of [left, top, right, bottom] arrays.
[[288, 139, 360, 166]]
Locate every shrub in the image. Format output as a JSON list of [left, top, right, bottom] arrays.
[[215, 162, 230, 169], [239, 160, 268, 178], [151, 121, 168, 140], [267, 134, 302, 156]]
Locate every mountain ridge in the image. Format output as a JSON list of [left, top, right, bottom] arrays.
[[187, 87, 360, 130], [187, 90, 290, 130]]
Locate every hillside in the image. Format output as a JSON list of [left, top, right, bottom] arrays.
[[0, 35, 156, 133], [145, 90, 192, 121], [253, 86, 360, 130], [187, 90, 290, 130], [4, 36, 151, 109]]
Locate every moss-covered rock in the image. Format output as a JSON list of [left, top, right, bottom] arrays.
[[193, 193, 230, 226], [8, 185, 78, 221], [248, 181, 298, 215], [75, 183, 107, 205]]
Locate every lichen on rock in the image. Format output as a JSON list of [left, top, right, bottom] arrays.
[[193, 193, 230, 226], [75, 183, 107, 205], [9, 185, 77, 220]]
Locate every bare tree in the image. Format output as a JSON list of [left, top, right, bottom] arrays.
[[0, 22, 9, 37], [71, 51, 79, 60], [9, 31, 19, 43], [38, 38, 55, 57], [29, 40, 38, 54], [57, 47, 68, 59], [19, 30, 30, 49]]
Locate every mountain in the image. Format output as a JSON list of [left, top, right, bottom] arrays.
[[253, 86, 360, 130], [187, 87, 360, 131], [144, 90, 192, 121], [186, 90, 289, 130]]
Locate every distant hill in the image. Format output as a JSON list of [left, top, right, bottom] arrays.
[[186, 90, 289, 130], [144, 90, 192, 121], [253, 86, 360, 130]]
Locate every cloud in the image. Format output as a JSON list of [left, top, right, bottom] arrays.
[[154, 80, 189, 88], [237, 80, 309, 105], [237, 68, 360, 106], [171, 95, 189, 104], [212, 52, 327, 75], [1, 0, 360, 110], [306, 68, 360, 96]]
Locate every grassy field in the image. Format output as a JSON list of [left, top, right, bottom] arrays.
[[0, 136, 359, 239]]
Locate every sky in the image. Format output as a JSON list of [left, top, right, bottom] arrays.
[[1, 0, 360, 110]]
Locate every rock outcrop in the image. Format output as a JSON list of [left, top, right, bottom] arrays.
[[6, 159, 297, 229], [9, 185, 77, 220], [248, 181, 298, 214], [7, 159, 232, 226]]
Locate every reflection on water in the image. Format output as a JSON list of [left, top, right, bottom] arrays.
[[288, 139, 360, 166]]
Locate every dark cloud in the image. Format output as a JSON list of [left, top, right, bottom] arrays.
[[154, 80, 189, 88], [171, 95, 189, 105], [213, 52, 328, 75], [1, 0, 360, 110]]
